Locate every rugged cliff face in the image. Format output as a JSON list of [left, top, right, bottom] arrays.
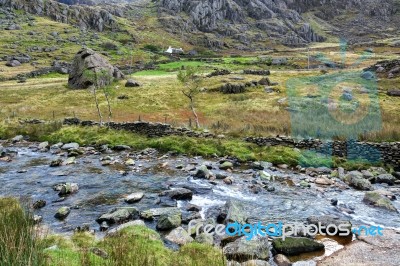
[[158, 0, 400, 48], [1, 0, 399, 49], [0, 0, 118, 31]]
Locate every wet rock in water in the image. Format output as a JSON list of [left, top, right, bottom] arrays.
[[361, 170, 374, 180], [195, 233, 214, 245], [124, 158, 135, 166], [38, 141, 49, 150], [307, 215, 352, 235], [11, 135, 24, 143], [220, 161, 234, 170], [251, 161, 272, 170], [376, 174, 396, 185], [337, 167, 346, 179], [194, 165, 213, 179], [64, 157, 76, 166], [250, 185, 262, 194], [140, 207, 180, 220], [224, 177, 234, 185], [159, 188, 193, 200], [97, 207, 138, 224], [165, 227, 193, 245], [223, 236, 270, 262], [393, 172, 400, 179], [54, 207, 71, 219], [51, 142, 63, 149], [272, 237, 324, 256], [100, 221, 109, 231], [216, 173, 228, 180], [33, 200, 46, 209], [125, 79, 141, 87], [32, 215, 43, 224], [258, 171, 272, 181], [186, 204, 202, 212], [265, 185, 275, 192], [299, 180, 311, 188], [75, 224, 90, 232], [113, 145, 131, 151], [57, 183, 79, 196], [106, 220, 146, 236], [369, 167, 388, 176], [274, 254, 292, 266], [125, 192, 144, 203], [315, 177, 334, 186], [155, 196, 177, 207], [345, 171, 372, 190], [223, 200, 247, 224], [61, 143, 80, 151], [363, 191, 398, 212], [331, 198, 338, 206], [156, 212, 182, 230], [182, 212, 202, 224]]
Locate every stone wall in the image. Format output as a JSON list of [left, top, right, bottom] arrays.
[[63, 118, 215, 138], [245, 136, 400, 167], [63, 118, 399, 166]]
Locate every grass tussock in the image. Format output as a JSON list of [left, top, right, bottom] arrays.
[[0, 198, 44, 266]]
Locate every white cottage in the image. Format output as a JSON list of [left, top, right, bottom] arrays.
[[166, 46, 184, 54]]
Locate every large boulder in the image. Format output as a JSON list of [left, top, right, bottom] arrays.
[[68, 48, 124, 89]]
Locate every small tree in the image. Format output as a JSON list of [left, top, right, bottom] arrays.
[[83, 69, 114, 125], [177, 66, 202, 128]]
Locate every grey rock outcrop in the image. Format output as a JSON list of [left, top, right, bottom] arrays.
[[68, 48, 124, 89], [0, 0, 118, 32], [159, 0, 399, 47]]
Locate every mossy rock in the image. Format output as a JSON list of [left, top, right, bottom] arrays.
[[156, 212, 181, 230], [363, 192, 398, 212], [272, 237, 324, 256]]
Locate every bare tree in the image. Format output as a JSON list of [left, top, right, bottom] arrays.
[[177, 66, 201, 128], [83, 69, 114, 125], [102, 84, 114, 124]]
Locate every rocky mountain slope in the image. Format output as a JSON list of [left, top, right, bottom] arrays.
[[0, 0, 119, 32], [158, 0, 400, 48], [1, 0, 399, 50]]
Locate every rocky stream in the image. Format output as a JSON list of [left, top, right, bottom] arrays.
[[1, 139, 400, 265]]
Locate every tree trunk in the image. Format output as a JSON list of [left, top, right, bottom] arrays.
[[103, 89, 112, 124], [190, 97, 200, 128], [93, 87, 103, 125]]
